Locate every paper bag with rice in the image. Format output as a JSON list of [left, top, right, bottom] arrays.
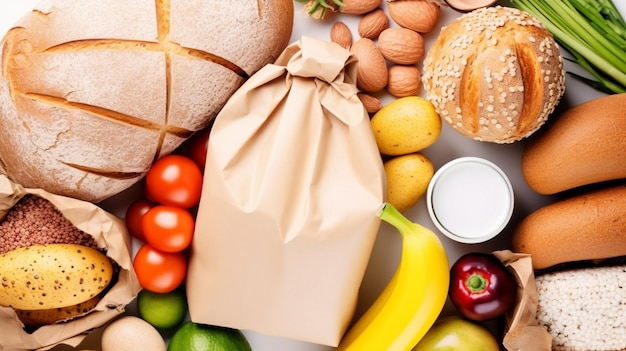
[[493, 250, 551, 350], [0, 175, 141, 351], [186, 36, 386, 346]]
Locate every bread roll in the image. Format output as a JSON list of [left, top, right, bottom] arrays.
[[0, 0, 293, 202], [422, 6, 565, 143], [512, 184, 626, 270], [522, 93, 626, 194]]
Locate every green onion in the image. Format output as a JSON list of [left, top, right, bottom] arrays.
[[511, 0, 626, 94]]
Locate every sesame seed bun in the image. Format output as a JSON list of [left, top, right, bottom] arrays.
[[422, 6, 566, 143]]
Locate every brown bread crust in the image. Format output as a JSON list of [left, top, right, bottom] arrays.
[[422, 6, 565, 143], [522, 93, 626, 195], [0, 0, 293, 202], [512, 184, 626, 270]]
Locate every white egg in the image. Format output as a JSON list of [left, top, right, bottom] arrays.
[[101, 316, 166, 351]]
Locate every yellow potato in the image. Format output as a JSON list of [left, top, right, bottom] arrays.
[[0, 244, 113, 310], [384, 152, 434, 212], [15, 294, 101, 326], [371, 96, 441, 156]]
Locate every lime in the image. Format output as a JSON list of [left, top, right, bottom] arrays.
[[168, 322, 252, 351], [137, 288, 187, 329]]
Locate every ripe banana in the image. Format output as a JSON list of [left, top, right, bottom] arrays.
[[337, 203, 449, 351]]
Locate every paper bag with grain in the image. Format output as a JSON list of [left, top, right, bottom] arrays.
[[187, 36, 386, 346], [0, 175, 141, 351]]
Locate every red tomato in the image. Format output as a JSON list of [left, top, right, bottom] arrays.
[[124, 199, 155, 242], [133, 244, 187, 293], [142, 205, 194, 252], [188, 129, 210, 171], [145, 155, 203, 209]]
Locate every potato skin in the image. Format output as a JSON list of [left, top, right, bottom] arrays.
[[0, 244, 113, 310], [384, 153, 434, 212]]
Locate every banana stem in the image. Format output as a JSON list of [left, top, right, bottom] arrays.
[[376, 203, 414, 235]]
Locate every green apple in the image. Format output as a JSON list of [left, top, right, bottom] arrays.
[[413, 316, 500, 351]]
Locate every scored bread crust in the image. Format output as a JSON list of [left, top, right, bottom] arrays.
[[422, 6, 565, 143], [0, 0, 293, 202]]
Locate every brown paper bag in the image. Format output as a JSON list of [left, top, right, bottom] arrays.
[[186, 36, 385, 346], [0, 175, 141, 351], [493, 250, 552, 351]]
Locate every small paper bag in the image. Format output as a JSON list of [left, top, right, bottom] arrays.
[[186, 36, 386, 346], [493, 250, 552, 351], [0, 175, 141, 351]]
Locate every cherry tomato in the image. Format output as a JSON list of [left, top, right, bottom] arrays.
[[188, 129, 210, 171], [133, 244, 187, 293], [145, 155, 203, 209], [124, 199, 156, 242], [142, 205, 194, 252]]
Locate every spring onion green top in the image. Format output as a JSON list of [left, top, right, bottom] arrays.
[[511, 0, 626, 94]]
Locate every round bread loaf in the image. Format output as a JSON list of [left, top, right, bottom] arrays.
[[422, 6, 565, 143], [0, 0, 293, 202]]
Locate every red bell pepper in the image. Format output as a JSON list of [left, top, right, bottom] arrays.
[[449, 252, 518, 321]]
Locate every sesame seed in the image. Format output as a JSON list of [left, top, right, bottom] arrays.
[[421, 5, 565, 143]]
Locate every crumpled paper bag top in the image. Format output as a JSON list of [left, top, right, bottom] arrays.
[[0, 175, 141, 351], [186, 36, 386, 347]]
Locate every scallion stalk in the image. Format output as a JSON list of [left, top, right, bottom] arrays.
[[511, 0, 626, 94]]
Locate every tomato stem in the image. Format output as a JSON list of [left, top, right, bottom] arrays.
[[466, 273, 487, 293]]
